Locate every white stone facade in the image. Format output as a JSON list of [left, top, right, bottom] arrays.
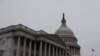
[[0, 24, 67, 56], [0, 14, 81, 56]]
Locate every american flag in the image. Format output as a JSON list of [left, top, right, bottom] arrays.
[[91, 48, 95, 52]]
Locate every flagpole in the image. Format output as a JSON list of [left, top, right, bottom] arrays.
[[91, 51, 93, 56]]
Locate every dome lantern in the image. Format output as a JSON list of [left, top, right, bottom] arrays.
[[61, 13, 66, 24], [55, 13, 74, 36]]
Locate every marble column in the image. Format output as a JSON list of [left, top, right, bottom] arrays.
[[23, 38, 26, 56], [62, 50, 64, 56], [39, 41, 43, 56], [74, 47, 75, 55], [72, 47, 74, 55], [59, 48, 61, 56], [79, 48, 80, 55], [65, 50, 67, 56], [33, 42, 37, 56], [63, 50, 65, 56], [58, 48, 60, 56], [16, 37, 21, 56], [44, 42, 47, 56], [60, 49, 62, 56], [70, 47, 72, 54], [52, 46, 55, 56], [48, 44, 51, 56], [76, 48, 78, 55], [28, 40, 32, 56], [56, 47, 58, 56]]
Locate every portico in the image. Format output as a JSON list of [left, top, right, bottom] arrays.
[[15, 35, 67, 56]]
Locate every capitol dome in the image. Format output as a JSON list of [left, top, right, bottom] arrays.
[[55, 14, 74, 36]]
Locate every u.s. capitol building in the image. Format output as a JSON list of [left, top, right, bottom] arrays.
[[0, 14, 81, 56]]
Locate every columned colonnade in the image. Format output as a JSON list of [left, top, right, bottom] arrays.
[[15, 36, 67, 56], [70, 46, 80, 55]]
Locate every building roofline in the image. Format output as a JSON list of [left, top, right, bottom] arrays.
[[0, 24, 67, 48]]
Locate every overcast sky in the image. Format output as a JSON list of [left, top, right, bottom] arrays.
[[0, 0, 100, 56]]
